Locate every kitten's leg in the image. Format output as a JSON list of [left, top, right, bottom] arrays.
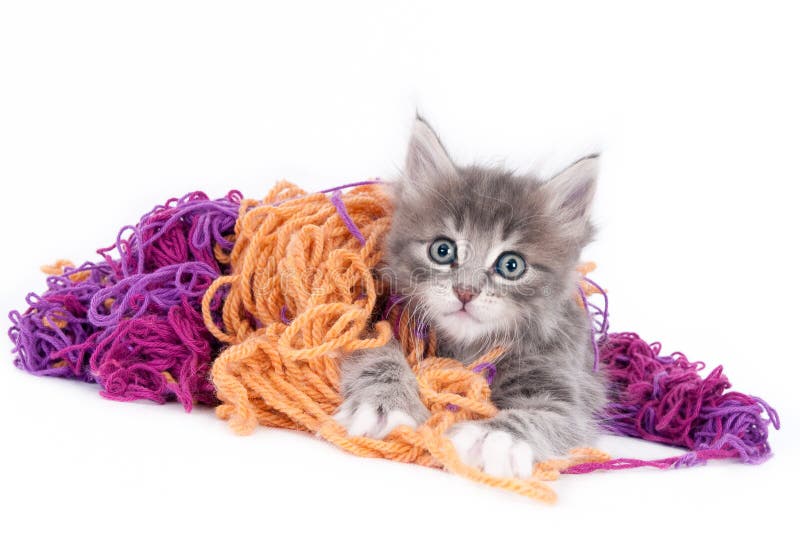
[[449, 364, 602, 478], [334, 338, 430, 438], [449, 404, 593, 478]]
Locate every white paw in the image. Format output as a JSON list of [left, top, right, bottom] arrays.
[[449, 423, 534, 478], [333, 403, 420, 439]]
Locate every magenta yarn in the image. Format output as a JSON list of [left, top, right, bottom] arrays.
[[8, 191, 241, 410], [565, 280, 780, 474], [566, 332, 780, 472]]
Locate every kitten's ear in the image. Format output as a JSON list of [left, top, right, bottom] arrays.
[[403, 116, 458, 185], [542, 154, 599, 242]]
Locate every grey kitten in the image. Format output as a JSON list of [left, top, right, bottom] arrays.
[[334, 117, 606, 478]]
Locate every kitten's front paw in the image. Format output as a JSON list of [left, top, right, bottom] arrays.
[[448, 422, 535, 478], [333, 401, 428, 439]]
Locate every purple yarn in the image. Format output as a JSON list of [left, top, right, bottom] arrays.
[[280, 305, 291, 325], [579, 276, 609, 371], [566, 280, 780, 474], [329, 190, 366, 245], [597, 333, 780, 465], [472, 362, 497, 385], [8, 262, 115, 381], [319, 179, 382, 195], [8, 191, 241, 410]]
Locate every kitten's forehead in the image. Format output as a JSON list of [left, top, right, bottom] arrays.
[[442, 216, 523, 266], [431, 168, 544, 236], [391, 165, 576, 272]]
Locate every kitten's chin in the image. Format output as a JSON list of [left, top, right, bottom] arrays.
[[434, 312, 495, 346]]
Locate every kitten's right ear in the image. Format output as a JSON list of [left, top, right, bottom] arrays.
[[403, 116, 458, 186]]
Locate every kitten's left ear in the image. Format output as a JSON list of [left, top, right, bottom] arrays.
[[542, 154, 599, 242]]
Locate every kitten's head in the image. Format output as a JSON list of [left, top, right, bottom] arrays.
[[384, 117, 598, 348]]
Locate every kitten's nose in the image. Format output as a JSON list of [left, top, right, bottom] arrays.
[[453, 286, 478, 304]]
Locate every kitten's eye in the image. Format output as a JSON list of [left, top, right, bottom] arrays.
[[428, 238, 457, 265], [495, 252, 526, 280]]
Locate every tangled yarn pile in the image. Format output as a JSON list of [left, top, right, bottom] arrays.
[[7, 180, 780, 503], [565, 332, 780, 473], [9, 191, 240, 410]]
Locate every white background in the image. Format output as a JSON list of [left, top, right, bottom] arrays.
[[1, 1, 797, 533]]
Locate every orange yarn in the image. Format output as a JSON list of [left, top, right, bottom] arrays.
[[39, 261, 86, 328], [576, 261, 603, 307], [202, 181, 609, 503], [41, 259, 90, 282]]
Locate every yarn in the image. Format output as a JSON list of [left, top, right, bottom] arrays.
[[202, 180, 608, 503], [8, 191, 240, 409], [7, 178, 780, 503], [563, 332, 781, 474], [577, 263, 609, 371]]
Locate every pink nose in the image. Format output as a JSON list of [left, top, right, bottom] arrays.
[[453, 286, 478, 304]]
